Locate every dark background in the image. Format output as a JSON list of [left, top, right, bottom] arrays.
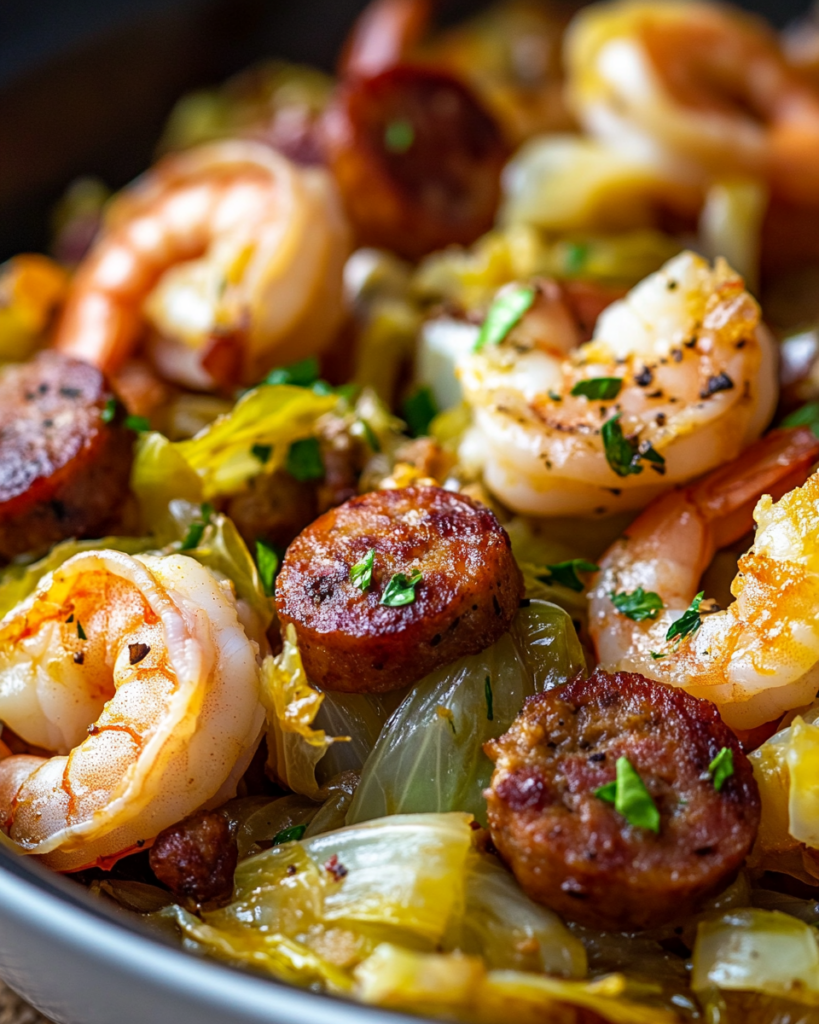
[[0, 0, 812, 258]]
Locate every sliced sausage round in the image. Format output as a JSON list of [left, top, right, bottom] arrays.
[[484, 669, 760, 931], [275, 485, 524, 693], [149, 810, 238, 905], [323, 64, 507, 259], [0, 352, 134, 561]]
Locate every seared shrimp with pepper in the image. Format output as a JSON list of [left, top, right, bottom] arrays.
[[0, 549, 264, 871], [589, 427, 819, 732], [460, 251, 776, 517]]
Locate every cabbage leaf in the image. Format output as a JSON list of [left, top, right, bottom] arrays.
[[347, 601, 584, 826]]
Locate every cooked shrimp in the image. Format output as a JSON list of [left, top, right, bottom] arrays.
[[340, 0, 431, 78], [589, 428, 819, 733], [567, 1, 819, 207], [0, 549, 264, 871], [54, 140, 351, 390], [459, 251, 777, 517]]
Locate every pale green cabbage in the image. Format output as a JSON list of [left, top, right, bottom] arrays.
[[346, 600, 585, 826]]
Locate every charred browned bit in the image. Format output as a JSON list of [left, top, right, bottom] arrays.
[[149, 810, 238, 905]]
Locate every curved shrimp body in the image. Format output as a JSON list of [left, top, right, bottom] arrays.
[[589, 427, 819, 733], [459, 251, 776, 517], [0, 550, 264, 871], [55, 140, 351, 389], [566, 1, 819, 207]]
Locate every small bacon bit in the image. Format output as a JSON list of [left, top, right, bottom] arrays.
[[324, 853, 349, 881], [128, 642, 151, 665]]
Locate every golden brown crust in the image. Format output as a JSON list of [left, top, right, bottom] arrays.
[[275, 485, 523, 692], [0, 352, 134, 561], [485, 669, 760, 931]]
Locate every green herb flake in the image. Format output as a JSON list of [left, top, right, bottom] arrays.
[[350, 548, 375, 592], [595, 780, 617, 803], [474, 285, 536, 352], [181, 503, 214, 551], [380, 570, 422, 607], [77, 620, 87, 641], [485, 676, 494, 722], [596, 756, 660, 833], [402, 386, 438, 438], [650, 651, 667, 660], [251, 443, 273, 464], [782, 401, 819, 438], [264, 356, 320, 388], [384, 118, 415, 154], [602, 414, 666, 478], [610, 587, 664, 622], [271, 824, 307, 846], [571, 378, 623, 401], [359, 419, 381, 452], [310, 379, 335, 397], [124, 414, 151, 432], [256, 539, 279, 598], [540, 559, 600, 593], [708, 747, 734, 792], [666, 591, 704, 642], [100, 398, 118, 424], [286, 437, 324, 482], [564, 241, 589, 276]]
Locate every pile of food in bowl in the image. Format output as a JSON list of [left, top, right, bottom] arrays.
[[4, 0, 819, 1020]]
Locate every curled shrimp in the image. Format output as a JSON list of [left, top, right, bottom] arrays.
[[0, 549, 264, 871], [566, 1, 819, 207], [54, 140, 351, 390], [589, 427, 819, 733], [459, 250, 777, 517]]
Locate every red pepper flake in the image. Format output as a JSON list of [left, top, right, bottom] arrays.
[[323, 854, 348, 881]]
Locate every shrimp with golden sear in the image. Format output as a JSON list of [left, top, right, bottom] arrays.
[[0, 549, 264, 871], [459, 251, 776, 517], [589, 427, 819, 733], [55, 140, 351, 390]]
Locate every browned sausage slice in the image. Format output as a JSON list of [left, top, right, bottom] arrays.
[[149, 810, 238, 904], [485, 669, 760, 931], [323, 64, 507, 259], [276, 485, 523, 693], [0, 351, 134, 561]]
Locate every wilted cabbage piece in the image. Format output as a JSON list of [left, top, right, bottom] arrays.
[[159, 813, 593, 1008], [693, 908, 819, 1017], [347, 600, 585, 826]]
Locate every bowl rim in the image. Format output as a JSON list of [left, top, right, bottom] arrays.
[[0, 845, 416, 1024]]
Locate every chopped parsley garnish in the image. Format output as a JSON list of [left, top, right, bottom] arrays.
[[272, 824, 307, 846], [571, 378, 623, 401], [540, 559, 600, 593], [666, 591, 704, 642], [563, 241, 589, 275], [782, 401, 819, 438], [100, 398, 117, 423], [77, 620, 87, 641], [610, 587, 664, 622], [359, 419, 381, 452], [402, 386, 438, 438], [255, 539, 279, 598], [601, 414, 666, 478], [384, 118, 415, 153], [251, 443, 273, 464], [265, 357, 319, 388], [181, 503, 214, 551], [124, 414, 150, 432], [474, 284, 536, 351], [485, 676, 494, 722], [350, 548, 375, 591], [595, 756, 660, 833], [708, 747, 734, 792], [286, 437, 324, 481], [381, 570, 422, 607]]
